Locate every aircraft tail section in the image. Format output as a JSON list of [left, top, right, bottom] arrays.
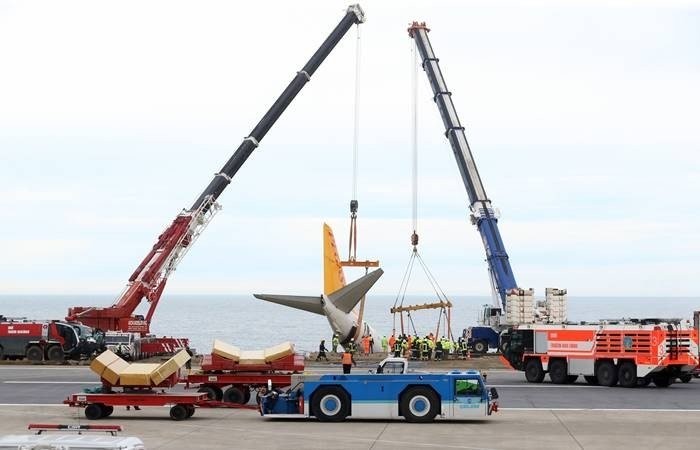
[[323, 223, 346, 295], [327, 268, 384, 314], [252, 294, 323, 315]]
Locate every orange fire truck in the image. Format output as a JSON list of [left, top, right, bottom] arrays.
[[502, 319, 699, 387]]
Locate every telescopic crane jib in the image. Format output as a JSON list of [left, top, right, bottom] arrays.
[[66, 5, 367, 335]]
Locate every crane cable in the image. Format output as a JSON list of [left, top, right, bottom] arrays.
[[347, 25, 362, 262], [391, 40, 453, 340]]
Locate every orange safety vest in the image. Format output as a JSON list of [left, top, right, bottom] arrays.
[[389, 335, 396, 349], [342, 352, 353, 365]]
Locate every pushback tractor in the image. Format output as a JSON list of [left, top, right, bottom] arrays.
[[259, 358, 499, 422]]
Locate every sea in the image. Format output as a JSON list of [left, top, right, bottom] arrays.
[[1, 295, 698, 355]]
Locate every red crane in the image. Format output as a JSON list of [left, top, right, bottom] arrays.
[[66, 4, 367, 335]]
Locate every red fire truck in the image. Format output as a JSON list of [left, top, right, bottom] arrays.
[[0, 317, 102, 362], [502, 318, 699, 387]]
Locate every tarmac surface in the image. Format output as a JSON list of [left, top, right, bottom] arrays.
[[0, 365, 699, 449]]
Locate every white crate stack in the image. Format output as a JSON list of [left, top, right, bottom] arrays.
[[505, 288, 535, 324], [545, 287, 567, 323]]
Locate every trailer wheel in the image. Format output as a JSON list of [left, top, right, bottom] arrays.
[[243, 388, 252, 404], [524, 358, 545, 383], [617, 361, 637, 388], [312, 387, 349, 422], [46, 346, 64, 362], [85, 403, 104, 420], [584, 376, 599, 385], [401, 387, 439, 423], [26, 346, 44, 362], [548, 359, 568, 384], [186, 405, 196, 418], [679, 374, 692, 383], [102, 405, 114, 417], [223, 386, 246, 404], [473, 340, 488, 354], [198, 385, 223, 401], [170, 404, 189, 421], [652, 374, 672, 388]]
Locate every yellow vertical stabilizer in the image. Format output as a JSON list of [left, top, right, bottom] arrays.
[[323, 223, 346, 295]]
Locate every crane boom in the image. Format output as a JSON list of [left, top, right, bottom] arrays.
[[408, 22, 517, 308], [67, 5, 366, 334]]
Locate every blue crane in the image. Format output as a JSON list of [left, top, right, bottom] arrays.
[[408, 22, 518, 352]]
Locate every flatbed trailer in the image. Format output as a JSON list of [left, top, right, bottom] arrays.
[[64, 392, 209, 421], [259, 358, 499, 422]]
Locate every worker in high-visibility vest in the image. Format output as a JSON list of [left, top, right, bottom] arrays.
[[331, 334, 340, 353], [381, 335, 388, 353], [388, 334, 396, 354], [393, 339, 402, 358], [342, 351, 355, 374]]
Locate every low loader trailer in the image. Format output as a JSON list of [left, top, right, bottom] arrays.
[[260, 358, 499, 422]]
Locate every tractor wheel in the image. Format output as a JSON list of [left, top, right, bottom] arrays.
[[198, 385, 223, 401], [400, 386, 440, 423], [617, 361, 637, 388], [223, 386, 246, 404], [524, 358, 545, 383], [312, 386, 350, 422], [548, 359, 568, 384], [26, 346, 44, 362], [47, 346, 64, 362], [85, 404, 104, 420], [170, 404, 189, 421], [596, 361, 618, 387], [473, 340, 488, 354]]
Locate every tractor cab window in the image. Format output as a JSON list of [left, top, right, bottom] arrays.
[[455, 379, 482, 397], [378, 361, 405, 374]]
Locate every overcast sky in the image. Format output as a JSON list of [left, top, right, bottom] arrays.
[[1, 0, 698, 298]]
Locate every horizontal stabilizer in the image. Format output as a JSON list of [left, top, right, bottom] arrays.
[[253, 294, 324, 316], [328, 268, 384, 314]]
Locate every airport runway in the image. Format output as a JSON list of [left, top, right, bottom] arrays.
[[1, 366, 699, 449], [1, 365, 699, 410]]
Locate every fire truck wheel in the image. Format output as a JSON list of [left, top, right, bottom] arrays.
[[473, 340, 488, 354], [566, 375, 578, 384], [102, 405, 114, 417], [652, 375, 672, 388], [637, 377, 651, 387], [312, 386, 350, 422], [548, 359, 568, 384], [596, 361, 618, 387], [170, 404, 189, 421], [524, 359, 545, 383], [223, 386, 246, 404], [84, 404, 104, 420], [584, 376, 599, 385], [679, 374, 692, 383], [186, 405, 196, 418], [26, 346, 44, 362], [401, 386, 439, 423], [617, 361, 637, 388], [46, 346, 64, 362], [198, 386, 223, 401]]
